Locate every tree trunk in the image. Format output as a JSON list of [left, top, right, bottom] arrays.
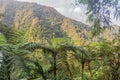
[[53, 51, 57, 80], [111, 66, 119, 80]]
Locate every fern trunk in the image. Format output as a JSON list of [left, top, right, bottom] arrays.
[[52, 51, 57, 80]]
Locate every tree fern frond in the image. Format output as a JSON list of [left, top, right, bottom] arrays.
[[20, 42, 54, 53]]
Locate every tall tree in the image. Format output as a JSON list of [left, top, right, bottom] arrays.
[[21, 41, 87, 80], [85, 41, 120, 80], [76, 0, 120, 35]]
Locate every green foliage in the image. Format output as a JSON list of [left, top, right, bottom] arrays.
[[0, 22, 11, 36], [77, 0, 120, 35], [84, 40, 120, 80], [1, 23, 119, 80], [23, 26, 42, 43], [51, 37, 72, 47], [6, 29, 24, 44], [91, 22, 103, 36], [0, 23, 25, 44], [0, 33, 6, 44], [0, 24, 120, 80], [21, 42, 87, 80], [0, 0, 120, 79], [0, 44, 29, 80]]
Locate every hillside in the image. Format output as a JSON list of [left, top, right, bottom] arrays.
[[0, 0, 88, 28], [0, 0, 91, 44], [0, 0, 119, 44]]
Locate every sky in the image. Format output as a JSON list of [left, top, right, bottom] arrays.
[[17, 0, 120, 26], [17, 0, 87, 23]]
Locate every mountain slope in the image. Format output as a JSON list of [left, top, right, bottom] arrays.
[[0, 0, 119, 44], [0, 0, 87, 27], [0, 0, 90, 43]]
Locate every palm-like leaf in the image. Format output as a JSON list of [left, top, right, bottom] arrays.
[[20, 42, 88, 80], [0, 44, 33, 80]]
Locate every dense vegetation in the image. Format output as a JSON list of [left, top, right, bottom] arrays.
[[0, 22, 120, 80], [0, 0, 120, 80]]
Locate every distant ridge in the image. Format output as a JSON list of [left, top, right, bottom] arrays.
[[0, 0, 119, 42]]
